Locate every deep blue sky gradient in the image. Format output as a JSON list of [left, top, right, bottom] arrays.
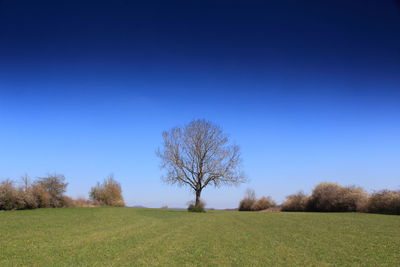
[[1, 0, 399, 208]]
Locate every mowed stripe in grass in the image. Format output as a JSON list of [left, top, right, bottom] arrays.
[[0, 208, 399, 266]]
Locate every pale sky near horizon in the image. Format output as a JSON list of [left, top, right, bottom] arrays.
[[1, 0, 400, 208]]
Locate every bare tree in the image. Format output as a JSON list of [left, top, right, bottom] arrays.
[[157, 119, 246, 207]]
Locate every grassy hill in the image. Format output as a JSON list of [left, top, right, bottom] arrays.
[[1, 207, 399, 266]]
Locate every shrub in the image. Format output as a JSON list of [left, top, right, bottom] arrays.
[[239, 198, 255, 211], [0, 180, 25, 210], [281, 191, 310, 211], [31, 184, 51, 208], [342, 186, 369, 212], [19, 175, 38, 209], [0, 174, 88, 210], [251, 196, 276, 211], [71, 197, 98, 207], [89, 175, 125, 207], [307, 182, 368, 212], [34, 174, 68, 208], [21, 188, 38, 209], [187, 200, 205, 212], [60, 196, 75, 207], [367, 190, 400, 215], [238, 189, 256, 211]]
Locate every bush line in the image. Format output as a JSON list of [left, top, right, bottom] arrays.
[[239, 182, 400, 215], [0, 174, 124, 210]]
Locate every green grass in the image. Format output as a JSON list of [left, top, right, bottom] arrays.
[[0, 208, 399, 266]]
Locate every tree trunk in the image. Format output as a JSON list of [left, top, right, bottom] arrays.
[[195, 190, 201, 206]]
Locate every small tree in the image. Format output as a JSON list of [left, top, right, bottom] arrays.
[[89, 175, 125, 207], [157, 119, 246, 209], [33, 173, 68, 208]]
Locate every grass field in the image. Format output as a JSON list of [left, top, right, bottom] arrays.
[[0, 208, 399, 266]]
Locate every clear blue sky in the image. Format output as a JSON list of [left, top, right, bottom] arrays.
[[1, 0, 399, 208]]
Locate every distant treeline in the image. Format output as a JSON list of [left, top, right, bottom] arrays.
[[0, 174, 124, 211], [239, 182, 400, 215]]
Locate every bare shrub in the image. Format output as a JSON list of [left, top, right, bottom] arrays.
[[18, 174, 38, 209], [33, 174, 68, 208], [251, 196, 276, 211], [89, 175, 125, 207], [21, 188, 38, 209], [0, 180, 25, 210], [307, 182, 368, 212], [367, 190, 400, 215], [72, 197, 98, 207], [238, 189, 256, 211], [281, 191, 310, 211], [260, 206, 282, 212], [61, 196, 74, 207], [1, 174, 95, 210], [343, 186, 369, 212], [188, 199, 206, 212], [48, 196, 98, 208], [31, 184, 51, 208]]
